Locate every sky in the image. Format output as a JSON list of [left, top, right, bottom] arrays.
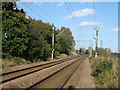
[[16, 1, 118, 53]]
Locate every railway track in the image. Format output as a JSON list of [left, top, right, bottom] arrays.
[[1, 56, 81, 84], [25, 56, 85, 89]]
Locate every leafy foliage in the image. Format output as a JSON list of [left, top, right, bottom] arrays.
[[2, 2, 30, 57], [92, 60, 112, 77], [58, 27, 75, 55], [90, 53, 118, 88], [27, 20, 52, 61], [2, 2, 75, 61], [98, 48, 111, 57]]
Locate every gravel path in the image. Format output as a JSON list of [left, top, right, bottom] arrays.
[[63, 57, 96, 88]]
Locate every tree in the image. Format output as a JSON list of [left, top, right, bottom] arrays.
[[2, 2, 75, 61], [27, 20, 52, 61], [58, 27, 75, 55], [2, 2, 30, 58]]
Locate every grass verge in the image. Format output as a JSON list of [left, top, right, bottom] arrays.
[[90, 56, 118, 88], [2, 57, 31, 68]]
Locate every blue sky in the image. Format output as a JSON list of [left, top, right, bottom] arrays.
[[16, 1, 118, 53]]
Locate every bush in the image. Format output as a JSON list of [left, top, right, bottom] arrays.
[[90, 56, 118, 88], [92, 60, 112, 77], [98, 48, 111, 57]]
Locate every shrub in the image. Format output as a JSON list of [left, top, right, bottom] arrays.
[[92, 60, 112, 77], [90, 56, 118, 88]]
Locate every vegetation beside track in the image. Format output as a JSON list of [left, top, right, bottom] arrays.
[[2, 56, 30, 69], [2, 54, 71, 69], [89, 48, 119, 88], [2, 2, 75, 68]]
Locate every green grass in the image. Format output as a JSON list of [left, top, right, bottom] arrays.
[[90, 56, 118, 88]]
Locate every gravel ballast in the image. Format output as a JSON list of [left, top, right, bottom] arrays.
[[63, 57, 96, 88], [3, 58, 79, 88]]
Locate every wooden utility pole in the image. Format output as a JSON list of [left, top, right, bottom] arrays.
[[52, 26, 55, 60]]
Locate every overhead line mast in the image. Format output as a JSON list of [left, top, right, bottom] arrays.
[[52, 26, 55, 60], [93, 0, 99, 57]]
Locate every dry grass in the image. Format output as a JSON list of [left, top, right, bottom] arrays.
[[90, 56, 118, 88], [56, 54, 69, 59], [2, 54, 72, 69], [2, 57, 31, 68]]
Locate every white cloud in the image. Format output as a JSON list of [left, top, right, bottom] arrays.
[[78, 21, 103, 27], [56, 2, 65, 7], [112, 27, 120, 32], [65, 8, 95, 19]]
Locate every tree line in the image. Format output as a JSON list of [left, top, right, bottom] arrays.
[[2, 2, 75, 62]]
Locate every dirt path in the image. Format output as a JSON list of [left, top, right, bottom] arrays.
[[64, 57, 96, 88]]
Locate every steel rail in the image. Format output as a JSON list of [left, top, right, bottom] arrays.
[[1, 56, 80, 84], [25, 57, 83, 90], [1, 56, 78, 76], [58, 57, 85, 90]]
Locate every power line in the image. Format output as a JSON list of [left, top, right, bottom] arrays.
[[17, 4, 36, 19], [93, 0, 97, 23], [67, 1, 84, 36], [20, 2, 56, 31], [18, 2, 55, 37], [68, 2, 80, 28], [28, 3, 63, 28], [20, 2, 49, 23], [20, 2, 68, 38], [18, 2, 57, 60], [64, 0, 79, 33]]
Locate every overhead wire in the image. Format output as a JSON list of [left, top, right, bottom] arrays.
[[20, 2, 49, 23], [27, 3, 63, 29], [68, 2, 80, 29], [68, 1, 97, 49], [18, 2, 68, 41], [18, 2, 56, 40], [20, 2, 70, 37], [17, 4, 36, 19], [93, 0, 97, 27], [27, 2, 64, 37], [67, 1, 84, 34], [64, 1, 84, 50], [18, 1, 82, 38], [64, 0, 79, 34]]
